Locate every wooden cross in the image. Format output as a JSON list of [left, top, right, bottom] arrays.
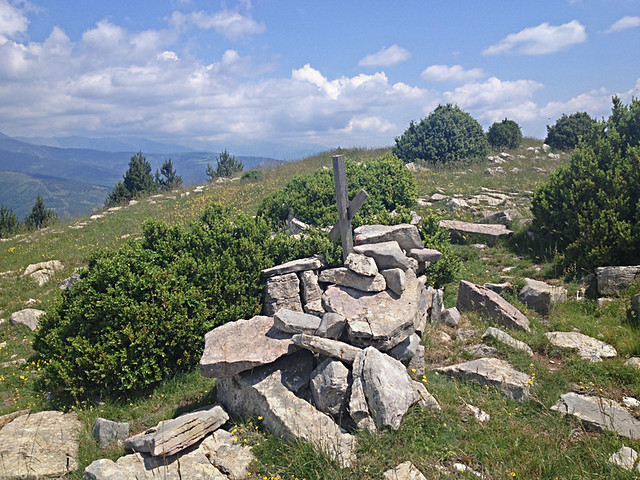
[[329, 155, 368, 261]]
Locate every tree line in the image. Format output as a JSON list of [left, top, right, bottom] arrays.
[[0, 195, 57, 238]]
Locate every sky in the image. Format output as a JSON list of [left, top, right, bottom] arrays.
[[0, 0, 638, 158]]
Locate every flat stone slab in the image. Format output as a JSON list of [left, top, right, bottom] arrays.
[[0, 411, 82, 479], [217, 368, 356, 468], [10, 308, 45, 330], [545, 331, 617, 362], [354, 224, 424, 251], [261, 256, 325, 278], [201, 429, 256, 479], [457, 280, 530, 331], [552, 392, 640, 440], [200, 315, 297, 378], [125, 404, 228, 456], [406, 248, 442, 263], [436, 357, 532, 401], [353, 241, 413, 271], [483, 327, 534, 356], [439, 219, 513, 244], [595, 265, 640, 296], [319, 267, 387, 292], [292, 333, 362, 364], [274, 309, 322, 334], [322, 269, 422, 350]]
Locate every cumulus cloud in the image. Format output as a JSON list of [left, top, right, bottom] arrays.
[[444, 77, 543, 109], [483, 20, 587, 55], [0, 0, 28, 40], [170, 9, 265, 40], [421, 64, 486, 82], [606, 16, 640, 33], [358, 45, 410, 67]]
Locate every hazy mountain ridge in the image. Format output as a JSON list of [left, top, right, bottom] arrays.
[[0, 133, 283, 219]]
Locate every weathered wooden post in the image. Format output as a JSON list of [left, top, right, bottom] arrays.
[[331, 155, 368, 262]]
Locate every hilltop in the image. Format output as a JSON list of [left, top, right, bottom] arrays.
[[0, 143, 639, 479]]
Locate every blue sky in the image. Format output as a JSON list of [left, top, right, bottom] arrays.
[[0, 0, 638, 158]]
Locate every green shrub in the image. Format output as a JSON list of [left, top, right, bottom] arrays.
[[393, 104, 489, 164], [257, 153, 417, 228], [531, 97, 640, 275], [544, 112, 597, 151], [418, 209, 462, 287], [34, 203, 338, 400], [487, 119, 522, 149], [241, 169, 263, 181]]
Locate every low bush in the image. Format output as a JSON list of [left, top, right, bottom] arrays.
[[257, 153, 417, 228], [544, 112, 597, 151], [418, 209, 462, 287], [487, 119, 522, 149], [34, 203, 339, 401]]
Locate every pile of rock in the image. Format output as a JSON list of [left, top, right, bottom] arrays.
[[200, 224, 443, 466]]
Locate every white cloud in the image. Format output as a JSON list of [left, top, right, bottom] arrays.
[[444, 77, 543, 109], [158, 50, 179, 61], [483, 20, 587, 55], [358, 45, 410, 67], [606, 16, 640, 33], [170, 10, 265, 40], [0, 0, 28, 40], [421, 64, 486, 82]]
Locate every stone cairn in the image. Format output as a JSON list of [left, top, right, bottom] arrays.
[[199, 223, 444, 466]]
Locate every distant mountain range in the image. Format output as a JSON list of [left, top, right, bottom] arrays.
[[0, 132, 282, 219]]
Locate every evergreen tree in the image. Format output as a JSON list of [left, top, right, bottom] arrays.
[[0, 205, 21, 238], [106, 152, 157, 207], [24, 195, 57, 230], [215, 150, 243, 177], [156, 158, 182, 191]]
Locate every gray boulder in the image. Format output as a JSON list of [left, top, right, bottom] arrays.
[[353, 241, 413, 271], [483, 327, 534, 356], [349, 349, 377, 432], [200, 315, 297, 378], [430, 288, 444, 324], [358, 347, 419, 430], [23, 260, 64, 286], [406, 248, 442, 264], [596, 265, 640, 296], [345, 252, 378, 277], [92, 418, 130, 447], [263, 273, 303, 315], [217, 369, 356, 467], [552, 392, 640, 440], [387, 333, 420, 364], [299, 270, 323, 305], [609, 446, 640, 472], [261, 256, 325, 278], [632, 294, 640, 318], [545, 331, 617, 362], [310, 358, 350, 418], [437, 357, 532, 401], [407, 344, 425, 376], [0, 411, 82, 479], [9, 308, 45, 331], [442, 307, 461, 327], [518, 278, 567, 315], [439, 220, 513, 245], [354, 224, 424, 251], [480, 209, 521, 226], [381, 268, 406, 295], [292, 333, 362, 364], [274, 309, 322, 335], [125, 405, 228, 457], [319, 267, 387, 292], [315, 312, 346, 339], [484, 282, 513, 295], [457, 280, 530, 331], [58, 273, 81, 290]]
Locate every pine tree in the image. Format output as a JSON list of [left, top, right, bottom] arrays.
[[0, 205, 21, 238], [24, 195, 57, 230], [156, 158, 182, 191], [123, 152, 156, 196]]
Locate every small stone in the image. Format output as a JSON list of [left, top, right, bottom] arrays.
[[381, 268, 406, 295], [9, 308, 45, 331], [465, 403, 490, 423], [518, 278, 567, 315], [344, 253, 378, 277], [353, 224, 424, 251], [609, 446, 640, 472], [201, 429, 256, 480], [92, 418, 130, 447], [434, 331, 452, 345], [457, 280, 530, 331], [625, 357, 640, 369], [623, 397, 640, 409], [315, 312, 346, 339], [310, 358, 350, 418], [353, 241, 413, 271], [442, 307, 460, 327], [383, 461, 427, 480], [483, 327, 534, 356], [263, 273, 302, 315]]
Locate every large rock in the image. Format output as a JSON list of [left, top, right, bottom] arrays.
[[436, 357, 532, 401], [274, 309, 322, 334], [292, 333, 362, 364], [552, 392, 640, 440], [200, 315, 297, 378], [358, 347, 419, 430], [261, 256, 325, 278], [315, 312, 346, 339], [92, 418, 130, 447], [263, 273, 303, 315], [353, 241, 413, 271], [0, 411, 82, 478], [595, 265, 640, 296], [310, 358, 350, 418], [439, 219, 513, 245], [322, 269, 423, 350], [9, 308, 45, 330], [348, 348, 377, 432], [319, 267, 387, 292], [200, 429, 256, 480], [345, 252, 378, 277], [545, 331, 617, 362], [483, 327, 534, 356], [125, 405, 229, 456], [457, 280, 530, 331], [383, 461, 428, 480], [381, 268, 406, 295], [354, 224, 424, 251], [518, 278, 567, 315], [22, 259, 64, 286], [480, 209, 521, 226], [217, 368, 356, 467]]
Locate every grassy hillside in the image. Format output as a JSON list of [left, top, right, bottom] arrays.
[[1, 143, 639, 479]]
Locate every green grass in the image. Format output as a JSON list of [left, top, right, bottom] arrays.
[[1, 142, 639, 479]]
